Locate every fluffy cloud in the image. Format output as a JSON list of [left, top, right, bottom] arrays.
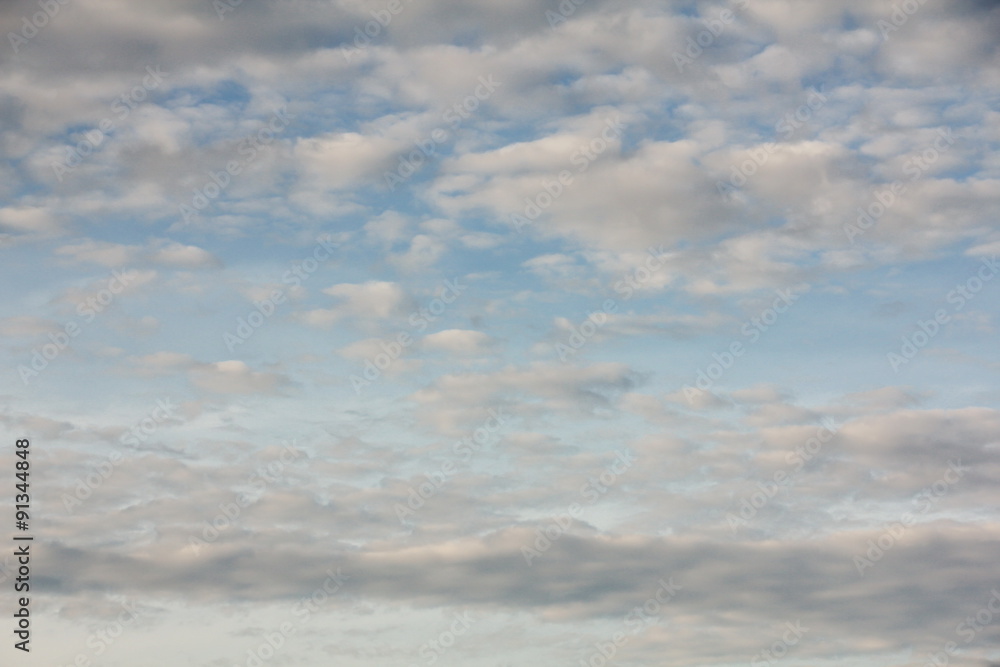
[[2, 0, 999, 665]]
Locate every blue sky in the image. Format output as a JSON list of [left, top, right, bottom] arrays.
[[1, 0, 1000, 665]]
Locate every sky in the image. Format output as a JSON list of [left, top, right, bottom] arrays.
[[1, 0, 999, 665]]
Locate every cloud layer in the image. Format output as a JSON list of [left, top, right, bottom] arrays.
[[1, 0, 999, 665]]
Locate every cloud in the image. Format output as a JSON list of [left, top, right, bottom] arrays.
[[2, 1, 999, 665], [34, 518, 1000, 666], [0, 206, 62, 236], [127, 351, 197, 377], [147, 240, 223, 268], [0, 315, 61, 337], [188, 360, 289, 395], [302, 281, 412, 328], [410, 361, 638, 434], [421, 329, 496, 355], [54, 239, 134, 267], [294, 131, 401, 191], [54, 238, 222, 269]]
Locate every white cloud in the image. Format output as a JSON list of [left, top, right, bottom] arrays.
[[55, 238, 221, 269], [189, 360, 289, 395], [421, 329, 495, 354], [2, 1, 999, 665], [0, 206, 62, 235], [303, 280, 412, 328]]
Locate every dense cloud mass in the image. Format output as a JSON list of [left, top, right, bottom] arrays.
[[1, 0, 999, 665]]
